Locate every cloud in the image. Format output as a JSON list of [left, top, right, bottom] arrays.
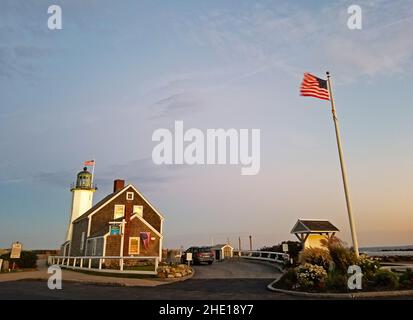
[[24, 158, 185, 191], [151, 93, 205, 119], [178, 0, 413, 83], [96, 158, 184, 189]]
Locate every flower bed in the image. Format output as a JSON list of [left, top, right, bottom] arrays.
[[156, 263, 193, 279], [274, 237, 413, 294]]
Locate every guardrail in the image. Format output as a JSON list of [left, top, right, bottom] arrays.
[[236, 250, 289, 266], [48, 255, 159, 275]]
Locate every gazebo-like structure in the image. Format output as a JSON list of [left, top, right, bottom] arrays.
[[291, 219, 339, 249]]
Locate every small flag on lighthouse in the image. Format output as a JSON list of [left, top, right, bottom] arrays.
[[300, 73, 330, 101], [84, 160, 95, 166]]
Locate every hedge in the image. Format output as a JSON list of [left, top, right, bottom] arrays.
[[0, 251, 38, 269]]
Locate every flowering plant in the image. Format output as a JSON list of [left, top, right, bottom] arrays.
[[295, 263, 327, 288], [357, 254, 380, 279]]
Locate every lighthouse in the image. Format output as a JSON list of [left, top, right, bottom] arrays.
[[65, 167, 96, 243]]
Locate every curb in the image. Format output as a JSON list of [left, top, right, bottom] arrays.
[[267, 278, 413, 299]]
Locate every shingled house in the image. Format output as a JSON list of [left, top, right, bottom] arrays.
[[291, 219, 339, 249], [62, 168, 164, 261]]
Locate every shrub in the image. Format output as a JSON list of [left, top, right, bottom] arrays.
[[357, 254, 380, 280], [281, 268, 297, 288], [320, 236, 358, 274], [328, 245, 358, 274], [260, 241, 302, 262], [299, 247, 332, 270], [0, 251, 38, 269], [373, 269, 399, 289], [398, 270, 413, 288], [326, 271, 348, 290], [295, 263, 327, 288]]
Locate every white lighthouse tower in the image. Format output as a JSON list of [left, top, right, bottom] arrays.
[[65, 167, 96, 243]]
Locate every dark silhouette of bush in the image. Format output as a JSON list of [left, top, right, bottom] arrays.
[[260, 241, 302, 262], [398, 270, 413, 288], [1, 251, 38, 269], [373, 269, 399, 289]]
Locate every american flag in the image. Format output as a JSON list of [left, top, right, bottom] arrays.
[[84, 160, 95, 166], [300, 73, 330, 101], [140, 232, 151, 249]]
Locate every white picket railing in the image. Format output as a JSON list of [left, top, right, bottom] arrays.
[[48, 255, 159, 275], [236, 250, 289, 266]]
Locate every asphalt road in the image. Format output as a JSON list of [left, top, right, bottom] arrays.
[[0, 259, 292, 300]]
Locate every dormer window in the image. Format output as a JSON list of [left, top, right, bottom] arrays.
[[126, 192, 134, 201]]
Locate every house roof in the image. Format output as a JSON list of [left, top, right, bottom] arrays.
[[291, 219, 339, 234], [72, 183, 165, 224], [73, 187, 125, 223]]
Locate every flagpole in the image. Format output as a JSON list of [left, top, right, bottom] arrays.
[[91, 159, 95, 187], [326, 71, 360, 257]]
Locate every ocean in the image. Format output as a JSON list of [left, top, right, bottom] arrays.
[[360, 245, 413, 256]]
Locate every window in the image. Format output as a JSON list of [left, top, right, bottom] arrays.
[[126, 192, 134, 200], [114, 205, 125, 219], [80, 232, 85, 251], [133, 205, 143, 218], [91, 238, 97, 255], [129, 237, 140, 255]]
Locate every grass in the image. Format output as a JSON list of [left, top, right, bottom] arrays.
[[122, 265, 155, 271]]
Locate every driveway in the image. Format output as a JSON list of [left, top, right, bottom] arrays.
[[0, 259, 289, 300], [193, 259, 280, 279]]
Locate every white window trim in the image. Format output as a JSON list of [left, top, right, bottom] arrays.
[[80, 232, 85, 251], [114, 204, 125, 219], [126, 192, 134, 200], [91, 238, 97, 256], [128, 237, 140, 255]]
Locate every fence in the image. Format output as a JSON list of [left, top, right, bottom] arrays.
[[48, 255, 159, 275], [236, 250, 289, 266]]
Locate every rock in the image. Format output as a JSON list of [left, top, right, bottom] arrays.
[[175, 273, 182, 277], [167, 274, 175, 278]]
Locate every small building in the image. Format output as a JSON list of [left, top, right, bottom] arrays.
[[291, 219, 339, 250], [211, 244, 234, 260], [61, 167, 164, 261]]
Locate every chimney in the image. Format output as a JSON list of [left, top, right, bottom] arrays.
[[113, 179, 125, 193]]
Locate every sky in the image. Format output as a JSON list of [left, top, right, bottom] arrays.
[[0, 0, 412, 250]]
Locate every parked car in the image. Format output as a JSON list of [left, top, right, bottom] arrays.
[[181, 246, 214, 265]]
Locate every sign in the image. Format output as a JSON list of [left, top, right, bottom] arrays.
[[110, 225, 120, 235], [10, 242, 22, 259], [186, 252, 192, 261], [282, 243, 289, 253]]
